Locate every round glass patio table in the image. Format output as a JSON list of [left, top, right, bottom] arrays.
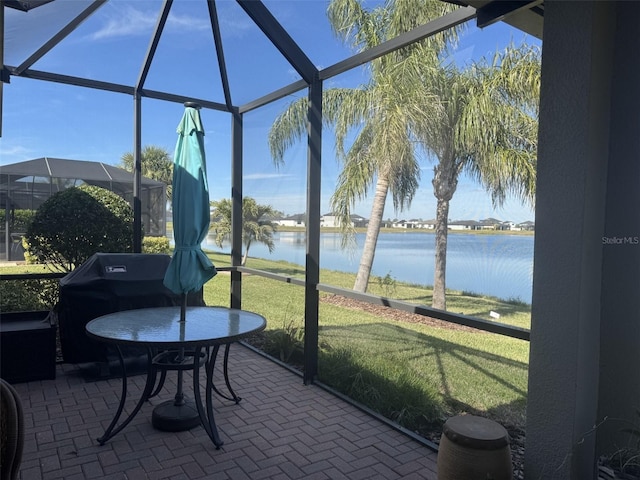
[[86, 306, 266, 448]]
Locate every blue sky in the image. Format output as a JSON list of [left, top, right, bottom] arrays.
[[1, 0, 540, 223]]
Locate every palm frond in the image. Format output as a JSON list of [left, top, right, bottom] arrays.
[[268, 97, 310, 165], [455, 44, 540, 207], [389, 0, 461, 54], [329, 88, 372, 158], [327, 0, 383, 50], [330, 137, 377, 246]]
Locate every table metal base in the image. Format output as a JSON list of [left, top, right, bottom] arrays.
[[96, 344, 237, 449], [87, 306, 267, 449], [152, 399, 200, 431]]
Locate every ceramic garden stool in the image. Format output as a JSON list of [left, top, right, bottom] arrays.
[[437, 414, 513, 480]]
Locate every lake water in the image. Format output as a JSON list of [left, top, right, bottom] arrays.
[[200, 231, 534, 303]]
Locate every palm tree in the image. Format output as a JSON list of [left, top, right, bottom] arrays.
[[121, 145, 174, 235], [396, 44, 540, 309], [210, 197, 277, 266], [121, 146, 173, 200], [269, 0, 539, 308], [269, 0, 458, 293]]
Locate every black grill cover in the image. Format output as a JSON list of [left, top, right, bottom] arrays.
[[58, 253, 204, 363]]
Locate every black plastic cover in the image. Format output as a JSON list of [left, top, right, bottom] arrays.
[[58, 253, 204, 364]]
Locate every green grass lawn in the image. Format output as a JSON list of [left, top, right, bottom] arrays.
[[204, 251, 530, 434], [205, 251, 532, 329], [3, 253, 530, 436]]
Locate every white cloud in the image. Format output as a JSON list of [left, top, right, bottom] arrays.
[[0, 144, 32, 163], [90, 5, 210, 41], [244, 172, 294, 180], [166, 13, 210, 32], [90, 5, 157, 40]]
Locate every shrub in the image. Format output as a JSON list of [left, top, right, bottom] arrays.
[[21, 237, 37, 264], [142, 236, 171, 254], [0, 280, 44, 312], [376, 271, 397, 296], [263, 318, 305, 363], [24, 185, 141, 271], [0, 209, 36, 232], [0, 278, 59, 313]]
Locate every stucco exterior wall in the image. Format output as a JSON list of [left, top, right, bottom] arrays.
[[527, 1, 640, 478]]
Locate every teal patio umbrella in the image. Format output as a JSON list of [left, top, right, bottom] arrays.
[[164, 102, 217, 315], [155, 102, 217, 432]]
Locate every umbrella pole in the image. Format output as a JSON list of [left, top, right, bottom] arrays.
[[176, 293, 187, 405], [180, 293, 187, 322], [151, 293, 199, 431], [175, 355, 185, 406]]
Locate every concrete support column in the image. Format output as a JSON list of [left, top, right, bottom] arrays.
[[526, 2, 640, 478], [596, 1, 640, 454]]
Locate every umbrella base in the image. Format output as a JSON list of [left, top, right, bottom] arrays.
[[152, 399, 201, 432]]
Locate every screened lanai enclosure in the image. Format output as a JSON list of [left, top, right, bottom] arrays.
[[5, 1, 640, 479], [0, 157, 166, 260], [2, 0, 538, 374]]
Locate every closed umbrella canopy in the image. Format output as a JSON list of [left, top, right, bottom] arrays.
[[164, 103, 217, 299], [157, 103, 217, 431]]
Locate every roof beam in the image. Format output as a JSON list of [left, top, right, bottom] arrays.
[[238, 79, 307, 114], [208, 0, 233, 109], [320, 6, 476, 81], [239, 6, 476, 112], [7, 67, 230, 112], [4, 0, 54, 12], [236, 0, 317, 84], [9, 67, 135, 95], [139, 88, 230, 112], [476, 0, 543, 29], [14, 0, 106, 75], [136, 0, 172, 90]]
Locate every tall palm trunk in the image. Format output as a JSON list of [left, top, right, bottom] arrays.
[[432, 197, 449, 309], [353, 174, 390, 292], [242, 239, 252, 266], [431, 156, 459, 310]]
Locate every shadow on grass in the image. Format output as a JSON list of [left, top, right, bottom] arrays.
[[317, 322, 528, 433], [247, 318, 528, 446], [318, 345, 444, 434]]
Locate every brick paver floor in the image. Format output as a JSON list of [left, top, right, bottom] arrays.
[[13, 345, 438, 479]]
